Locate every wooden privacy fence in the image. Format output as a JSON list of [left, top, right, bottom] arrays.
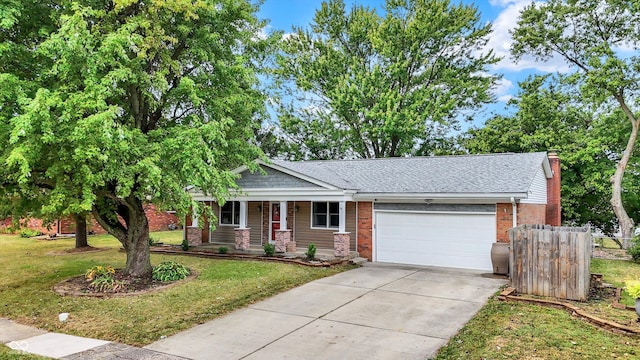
[[509, 224, 592, 301]]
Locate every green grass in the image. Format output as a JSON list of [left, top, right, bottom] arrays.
[[0, 233, 352, 346], [0, 345, 49, 359], [435, 258, 640, 359], [147, 230, 183, 245]]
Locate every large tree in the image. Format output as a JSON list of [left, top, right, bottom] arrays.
[[464, 75, 640, 245], [272, 0, 499, 159], [512, 0, 640, 238], [1, 0, 268, 277]]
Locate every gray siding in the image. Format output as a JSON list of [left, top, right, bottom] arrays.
[[210, 203, 236, 244], [247, 202, 263, 246], [293, 202, 356, 251], [236, 166, 322, 189], [521, 167, 548, 204], [374, 203, 495, 212]]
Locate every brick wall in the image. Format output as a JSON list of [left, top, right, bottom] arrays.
[[518, 203, 546, 225], [496, 203, 513, 243], [496, 203, 548, 243], [357, 202, 373, 260], [546, 152, 561, 226], [4, 203, 179, 236]]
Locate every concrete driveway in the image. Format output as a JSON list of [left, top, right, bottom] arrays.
[[145, 263, 506, 360]]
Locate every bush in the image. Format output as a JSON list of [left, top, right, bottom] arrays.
[[148, 237, 160, 246], [85, 265, 123, 292], [181, 238, 189, 251], [152, 261, 190, 282], [626, 280, 640, 299], [627, 236, 640, 262], [218, 246, 228, 254], [305, 243, 317, 260], [263, 243, 275, 257], [19, 228, 42, 238]]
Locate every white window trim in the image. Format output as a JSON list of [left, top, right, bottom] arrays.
[[219, 201, 240, 227], [310, 201, 339, 230]]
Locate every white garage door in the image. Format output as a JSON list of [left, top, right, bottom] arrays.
[[375, 211, 496, 271]]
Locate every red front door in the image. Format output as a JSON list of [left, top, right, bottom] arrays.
[[271, 203, 280, 243]]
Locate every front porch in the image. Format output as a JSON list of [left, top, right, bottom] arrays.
[[184, 200, 358, 258]]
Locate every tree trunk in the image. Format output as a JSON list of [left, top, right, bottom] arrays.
[[610, 98, 639, 242], [92, 196, 152, 278], [74, 214, 88, 248], [123, 205, 152, 278]]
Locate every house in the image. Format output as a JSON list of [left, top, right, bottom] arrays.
[[1, 204, 180, 236], [186, 152, 561, 271]]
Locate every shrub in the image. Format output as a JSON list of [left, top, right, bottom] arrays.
[[627, 236, 640, 262], [85, 265, 123, 292], [152, 261, 190, 282], [181, 238, 189, 251], [626, 280, 640, 299], [305, 243, 317, 260], [218, 246, 228, 254], [148, 237, 160, 246], [0, 226, 14, 234], [19, 228, 42, 238], [263, 243, 275, 257]]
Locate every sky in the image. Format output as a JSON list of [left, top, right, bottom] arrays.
[[257, 0, 571, 128]]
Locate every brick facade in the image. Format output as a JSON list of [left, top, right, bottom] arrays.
[[186, 227, 202, 246], [333, 232, 350, 257], [2, 204, 180, 236], [496, 203, 513, 243], [546, 152, 561, 226], [274, 229, 292, 253], [234, 228, 251, 250], [357, 202, 373, 260]]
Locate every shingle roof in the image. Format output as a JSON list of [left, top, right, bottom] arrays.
[[271, 152, 549, 194]]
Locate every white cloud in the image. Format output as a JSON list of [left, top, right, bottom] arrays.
[[492, 78, 514, 102], [486, 0, 571, 73]]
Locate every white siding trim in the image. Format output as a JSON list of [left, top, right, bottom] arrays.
[[521, 167, 547, 204]]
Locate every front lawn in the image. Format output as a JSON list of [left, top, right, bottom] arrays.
[[0, 234, 351, 346], [435, 258, 640, 359]]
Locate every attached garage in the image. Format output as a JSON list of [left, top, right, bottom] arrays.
[[374, 208, 497, 271]]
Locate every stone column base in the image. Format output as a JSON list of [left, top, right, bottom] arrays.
[[334, 232, 351, 257], [234, 228, 251, 250], [275, 229, 292, 253], [186, 226, 202, 246]]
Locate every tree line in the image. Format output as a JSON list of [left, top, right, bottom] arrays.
[[1, 0, 638, 276]]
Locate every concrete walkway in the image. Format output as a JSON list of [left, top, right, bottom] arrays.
[[146, 264, 506, 360], [1, 264, 505, 359], [0, 318, 186, 359]]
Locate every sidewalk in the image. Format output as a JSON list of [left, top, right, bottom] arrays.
[[0, 318, 185, 359]]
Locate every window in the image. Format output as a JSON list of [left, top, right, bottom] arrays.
[[312, 202, 340, 229], [220, 201, 240, 225]]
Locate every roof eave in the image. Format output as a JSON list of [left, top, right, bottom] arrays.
[[353, 192, 529, 202]]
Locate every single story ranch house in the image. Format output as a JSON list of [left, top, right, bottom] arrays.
[[186, 152, 561, 271]]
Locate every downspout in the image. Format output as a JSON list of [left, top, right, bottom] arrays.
[[511, 197, 517, 228], [355, 202, 359, 255]]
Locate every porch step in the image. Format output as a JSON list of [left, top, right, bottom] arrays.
[[350, 257, 368, 266]]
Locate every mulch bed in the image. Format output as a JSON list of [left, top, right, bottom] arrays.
[[47, 246, 109, 256], [53, 269, 197, 298], [149, 246, 352, 267]]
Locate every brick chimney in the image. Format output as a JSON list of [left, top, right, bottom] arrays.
[[546, 151, 561, 226]]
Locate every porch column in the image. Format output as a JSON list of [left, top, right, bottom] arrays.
[[334, 201, 350, 257], [191, 206, 199, 227], [187, 205, 201, 246], [279, 201, 287, 230], [239, 201, 248, 229], [339, 201, 346, 233], [275, 201, 292, 253]]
